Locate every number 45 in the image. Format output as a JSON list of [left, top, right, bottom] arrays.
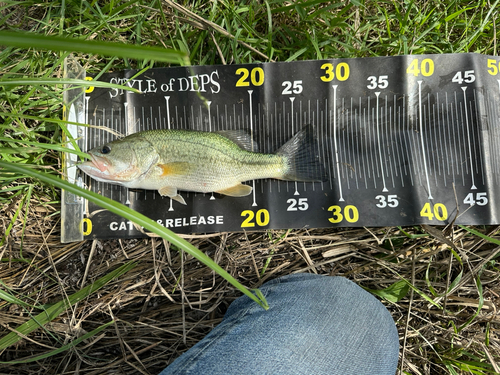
[[452, 70, 475, 84], [463, 192, 488, 206]]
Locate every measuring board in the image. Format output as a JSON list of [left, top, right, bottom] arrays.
[[61, 53, 500, 242]]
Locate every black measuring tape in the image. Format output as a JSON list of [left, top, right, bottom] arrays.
[[66, 53, 500, 240]]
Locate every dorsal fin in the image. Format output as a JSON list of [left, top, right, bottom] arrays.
[[216, 130, 259, 152]]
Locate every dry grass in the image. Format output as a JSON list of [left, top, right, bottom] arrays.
[[1, 196, 500, 373], [1, 0, 500, 373]]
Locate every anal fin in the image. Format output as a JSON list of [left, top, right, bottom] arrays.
[[158, 186, 187, 205], [216, 184, 252, 197]]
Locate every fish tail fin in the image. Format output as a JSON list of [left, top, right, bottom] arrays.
[[277, 124, 327, 182]]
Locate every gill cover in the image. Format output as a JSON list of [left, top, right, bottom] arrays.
[[79, 135, 158, 183]]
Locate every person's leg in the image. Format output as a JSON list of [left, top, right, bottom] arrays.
[[160, 273, 399, 375]]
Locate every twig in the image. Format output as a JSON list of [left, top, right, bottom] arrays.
[[80, 239, 97, 288]]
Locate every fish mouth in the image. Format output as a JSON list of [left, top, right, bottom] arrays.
[[89, 154, 109, 172], [78, 153, 139, 182], [78, 154, 112, 180]]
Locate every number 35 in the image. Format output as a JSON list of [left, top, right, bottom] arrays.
[[375, 194, 398, 208]]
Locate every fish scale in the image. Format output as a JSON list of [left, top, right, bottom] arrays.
[[78, 126, 325, 205]]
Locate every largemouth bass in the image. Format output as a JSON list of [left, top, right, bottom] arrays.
[[78, 124, 327, 205]]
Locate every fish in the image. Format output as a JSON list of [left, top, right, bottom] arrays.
[[78, 124, 327, 205]]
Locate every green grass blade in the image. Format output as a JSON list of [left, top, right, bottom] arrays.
[[0, 31, 189, 65], [0, 321, 115, 364], [459, 225, 500, 247], [0, 136, 89, 159], [364, 280, 410, 303], [0, 262, 135, 350], [0, 285, 38, 310], [0, 161, 269, 310]]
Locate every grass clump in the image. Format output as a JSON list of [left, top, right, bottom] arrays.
[[1, 0, 500, 374]]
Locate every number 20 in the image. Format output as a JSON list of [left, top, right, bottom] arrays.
[[236, 67, 264, 87]]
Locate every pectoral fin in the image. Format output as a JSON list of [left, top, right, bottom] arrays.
[[216, 184, 252, 197], [158, 186, 187, 205], [158, 162, 193, 177]]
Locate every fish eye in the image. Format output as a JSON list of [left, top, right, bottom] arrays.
[[101, 145, 111, 154]]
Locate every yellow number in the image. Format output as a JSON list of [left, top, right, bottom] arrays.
[[406, 59, 419, 76], [328, 205, 343, 223], [241, 209, 270, 227], [320, 63, 350, 82], [487, 59, 499, 75], [80, 218, 92, 235], [406, 58, 434, 77], [241, 210, 254, 227], [236, 67, 264, 87], [420, 202, 433, 220], [84, 76, 95, 93], [328, 205, 359, 223], [420, 203, 448, 221], [236, 68, 250, 87], [344, 205, 359, 222], [434, 203, 448, 221], [251, 67, 265, 86], [320, 63, 334, 82], [256, 208, 269, 226], [336, 62, 350, 81], [421, 59, 434, 76]]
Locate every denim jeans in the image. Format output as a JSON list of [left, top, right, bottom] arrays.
[[160, 273, 399, 375]]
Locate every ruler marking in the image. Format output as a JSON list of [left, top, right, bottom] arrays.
[[150, 106, 154, 130], [441, 101, 449, 180], [471, 95, 485, 185], [492, 92, 500, 182], [473, 90, 485, 185], [331, 86, 344, 201], [290, 97, 299, 196], [375, 92, 388, 192], [350, 98, 359, 189], [429, 96, 438, 187], [164, 97, 174, 209], [495, 93, 500, 183], [142, 106, 146, 130], [323, 99, 332, 190], [361, 104, 369, 189], [455, 92, 466, 186], [393, 96, 404, 187], [317, 100, 326, 191], [396, 101, 405, 181], [402, 96, 412, 185], [462, 87, 477, 189], [386, 98, 395, 188], [366, 98, 373, 180], [246, 90, 257, 206], [426, 94, 436, 187], [492, 87, 498, 180], [355, 106, 364, 189], [157, 106, 161, 130], [206, 100, 215, 201], [495, 81, 500, 181], [436, 94, 446, 186], [417, 81, 433, 199], [445, 93, 456, 185], [411, 99, 422, 187]]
